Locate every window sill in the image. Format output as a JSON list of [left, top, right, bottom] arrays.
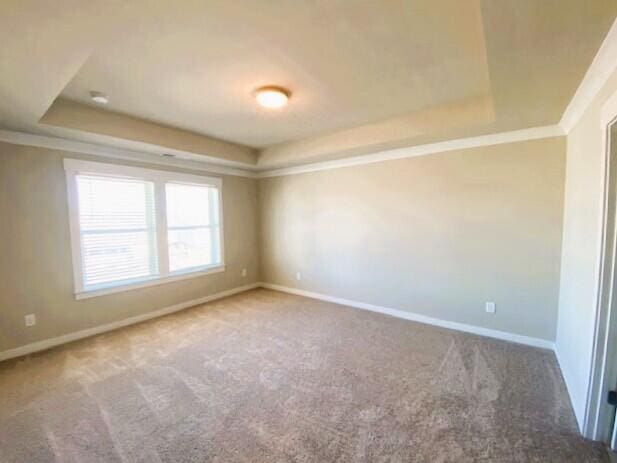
[[74, 265, 226, 300]]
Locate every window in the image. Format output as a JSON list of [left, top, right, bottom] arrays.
[[64, 159, 224, 299], [77, 175, 158, 288], [166, 183, 221, 272]]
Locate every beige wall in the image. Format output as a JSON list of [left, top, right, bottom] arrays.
[[0, 134, 567, 359], [0, 142, 260, 352], [259, 137, 566, 341], [556, 68, 617, 429]]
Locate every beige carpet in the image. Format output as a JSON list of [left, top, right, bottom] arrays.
[[0, 289, 607, 462]]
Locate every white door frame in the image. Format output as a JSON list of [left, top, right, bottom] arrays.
[[584, 88, 617, 441]]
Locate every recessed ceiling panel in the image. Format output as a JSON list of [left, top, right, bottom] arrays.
[[61, 0, 492, 147]]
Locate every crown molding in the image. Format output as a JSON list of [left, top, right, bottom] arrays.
[[257, 124, 565, 178], [560, 19, 617, 134], [1, 125, 566, 179], [0, 129, 258, 178]]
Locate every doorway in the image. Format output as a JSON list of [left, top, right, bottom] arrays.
[[585, 93, 617, 449]]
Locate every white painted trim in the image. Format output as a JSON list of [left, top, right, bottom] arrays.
[[214, 184, 226, 273], [261, 283, 555, 350], [75, 266, 226, 300], [64, 166, 84, 296], [0, 125, 566, 179], [560, 19, 617, 134], [63, 158, 223, 187], [554, 346, 586, 431], [0, 283, 260, 362], [64, 158, 225, 298], [580, 87, 617, 441], [0, 129, 258, 178], [257, 125, 564, 178], [0, 280, 556, 365]]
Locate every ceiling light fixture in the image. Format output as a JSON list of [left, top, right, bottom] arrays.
[[90, 91, 109, 105], [254, 86, 290, 109]]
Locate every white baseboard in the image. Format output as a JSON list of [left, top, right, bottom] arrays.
[[260, 282, 556, 350], [554, 345, 586, 434], [0, 282, 260, 362], [0, 281, 555, 363]]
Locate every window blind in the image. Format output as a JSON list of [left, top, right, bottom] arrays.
[[76, 174, 159, 289], [165, 182, 221, 272]]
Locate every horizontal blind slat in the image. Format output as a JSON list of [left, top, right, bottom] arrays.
[[76, 175, 159, 289]]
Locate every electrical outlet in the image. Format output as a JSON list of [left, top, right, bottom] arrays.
[[485, 302, 496, 314], [295, 272, 301, 281], [241, 268, 247, 278], [25, 314, 36, 327]]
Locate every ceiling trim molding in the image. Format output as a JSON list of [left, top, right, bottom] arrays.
[[257, 124, 565, 178], [0, 130, 257, 178], [560, 19, 617, 134], [0, 124, 566, 179]]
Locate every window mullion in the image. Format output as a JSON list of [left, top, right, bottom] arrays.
[[66, 170, 86, 294], [155, 180, 170, 277], [208, 187, 221, 264]]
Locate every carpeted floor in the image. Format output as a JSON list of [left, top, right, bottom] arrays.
[[0, 289, 608, 462]]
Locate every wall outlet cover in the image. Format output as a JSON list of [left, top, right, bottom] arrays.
[[25, 314, 36, 327], [486, 302, 496, 314]]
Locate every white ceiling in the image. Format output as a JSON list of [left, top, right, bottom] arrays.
[[61, 0, 492, 148], [0, 0, 616, 168]]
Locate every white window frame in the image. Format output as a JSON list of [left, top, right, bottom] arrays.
[[64, 159, 225, 299]]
